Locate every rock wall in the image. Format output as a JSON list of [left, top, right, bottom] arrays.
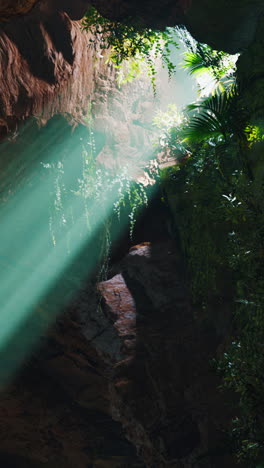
[[237, 15, 264, 123], [0, 0, 264, 137], [0, 1, 99, 138], [0, 239, 236, 467], [0, 324, 144, 468], [0, 0, 39, 20], [0, 1, 90, 21], [92, 0, 264, 53], [96, 242, 234, 468], [2, 0, 264, 55]]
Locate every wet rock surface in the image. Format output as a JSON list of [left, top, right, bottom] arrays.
[[0, 369, 144, 467]]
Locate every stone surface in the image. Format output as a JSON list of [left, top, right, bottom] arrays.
[[92, 0, 264, 53], [237, 16, 264, 122], [0, 1, 102, 138], [0, 1, 91, 22], [0, 0, 263, 141], [1, 0, 264, 55], [0, 0, 39, 20], [0, 239, 235, 468], [0, 287, 145, 468], [184, 0, 264, 53], [93, 242, 235, 467]]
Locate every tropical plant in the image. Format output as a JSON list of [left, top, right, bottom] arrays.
[[179, 28, 238, 94], [155, 78, 264, 465], [181, 86, 260, 179], [183, 44, 236, 81], [153, 104, 190, 157], [182, 87, 247, 143]]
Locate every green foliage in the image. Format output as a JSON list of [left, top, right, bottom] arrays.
[[183, 43, 236, 82], [180, 29, 238, 95], [42, 117, 151, 260], [160, 149, 232, 302], [78, 144, 149, 239], [245, 125, 264, 146], [82, 7, 178, 92], [183, 50, 210, 77], [153, 104, 189, 156], [114, 57, 145, 86], [160, 138, 264, 466], [155, 82, 264, 464], [182, 87, 248, 143], [216, 180, 264, 466], [181, 87, 256, 179]]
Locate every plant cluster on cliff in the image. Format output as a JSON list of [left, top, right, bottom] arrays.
[[177, 28, 238, 96], [82, 7, 178, 91], [155, 51, 264, 467], [41, 114, 154, 284]]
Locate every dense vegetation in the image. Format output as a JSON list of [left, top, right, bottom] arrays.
[[155, 44, 264, 466]]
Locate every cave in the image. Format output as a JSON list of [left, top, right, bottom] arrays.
[[0, 2, 263, 468]]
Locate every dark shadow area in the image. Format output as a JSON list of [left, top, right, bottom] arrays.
[[0, 362, 144, 467], [102, 237, 236, 467], [1, 8, 74, 85], [2, 18, 56, 85], [53, 0, 91, 21], [43, 12, 74, 66]]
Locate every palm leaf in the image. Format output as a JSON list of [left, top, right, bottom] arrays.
[[182, 114, 225, 142], [183, 51, 212, 76], [182, 87, 244, 142]]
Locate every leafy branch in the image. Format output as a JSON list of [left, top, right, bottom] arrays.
[[82, 7, 178, 92]]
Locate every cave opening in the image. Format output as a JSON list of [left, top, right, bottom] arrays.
[[0, 2, 263, 468]]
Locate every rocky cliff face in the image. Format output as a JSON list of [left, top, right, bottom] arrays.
[[237, 15, 264, 123], [0, 0, 39, 20], [0, 240, 234, 468], [0, 1, 90, 21], [2, 0, 263, 55], [96, 242, 234, 468], [0, 0, 263, 137], [0, 0, 99, 138], [91, 0, 264, 53]]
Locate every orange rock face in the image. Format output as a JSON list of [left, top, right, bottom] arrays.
[[0, 2, 106, 138]]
